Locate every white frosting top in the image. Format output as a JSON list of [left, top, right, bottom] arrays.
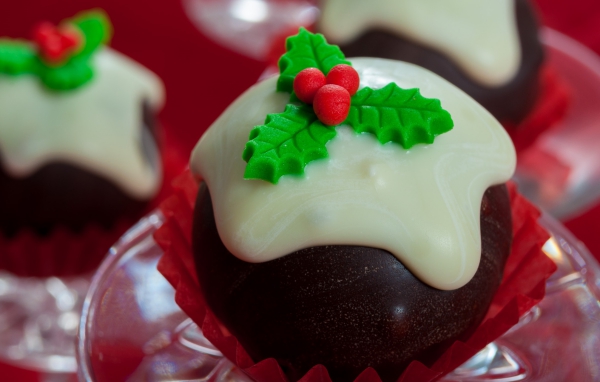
[[191, 58, 516, 290], [0, 48, 164, 200], [320, 0, 521, 87]]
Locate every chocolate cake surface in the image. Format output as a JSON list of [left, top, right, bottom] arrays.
[[193, 183, 512, 381], [324, 0, 544, 124]]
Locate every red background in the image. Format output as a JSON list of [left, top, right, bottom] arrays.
[[0, 0, 599, 380]]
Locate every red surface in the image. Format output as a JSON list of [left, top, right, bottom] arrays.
[[0, 0, 599, 380]]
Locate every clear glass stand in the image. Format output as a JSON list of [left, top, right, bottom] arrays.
[[511, 28, 600, 220], [0, 271, 89, 375], [76, 209, 600, 381], [183, 0, 319, 60]]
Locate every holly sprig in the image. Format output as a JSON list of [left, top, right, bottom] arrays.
[[243, 28, 454, 184], [277, 28, 350, 94], [0, 9, 112, 90]]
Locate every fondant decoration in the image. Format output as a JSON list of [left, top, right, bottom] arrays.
[[313, 84, 351, 126], [244, 29, 453, 183], [293, 67, 326, 104], [0, 9, 112, 90], [326, 64, 359, 95]]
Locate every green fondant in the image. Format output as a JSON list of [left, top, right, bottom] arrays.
[[243, 104, 337, 184], [37, 55, 94, 91], [277, 28, 350, 94], [346, 83, 454, 149], [243, 29, 454, 184], [0, 40, 37, 75], [0, 9, 111, 91], [70, 9, 113, 57]]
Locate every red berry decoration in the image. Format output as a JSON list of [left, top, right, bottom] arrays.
[[33, 22, 82, 65], [326, 64, 360, 96], [313, 84, 351, 126], [293, 68, 326, 104]]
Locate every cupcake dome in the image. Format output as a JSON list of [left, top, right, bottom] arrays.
[[190, 36, 516, 381], [0, 10, 164, 236]]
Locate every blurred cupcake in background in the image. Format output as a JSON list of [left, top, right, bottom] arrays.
[[0, 9, 166, 277], [315, 0, 569, 152]]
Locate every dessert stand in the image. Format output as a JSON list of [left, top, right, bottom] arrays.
[[77, 209, 600, 381], [183, 0, 319, 60], [0, 127, 182, 379], [515, 28, 600, 220], [0, 271, 86, 377]]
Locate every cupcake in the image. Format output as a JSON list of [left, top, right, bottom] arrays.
[[310, 0, 569, 152], [157, 29, 556, 382], [0, 10, 165, 276]]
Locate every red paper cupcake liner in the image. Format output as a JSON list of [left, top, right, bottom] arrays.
[[155, 170, 557, 382], [0, 127, 188, 278], [503, 64, 571, 153]]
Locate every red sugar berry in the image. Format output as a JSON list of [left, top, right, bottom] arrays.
[[326, 64, 359, 96], [293, 68, 326, 104], [313, 84, 351, 126], [33, 22, 81, 65]]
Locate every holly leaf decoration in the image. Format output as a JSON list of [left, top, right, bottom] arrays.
[[277, 27, 350, 94], [243, 104, 337, 183], [0, 40, 37, 75], [242, 28, 454, 184], [346, 83, 454, 149], [38, 55, 94, 90], [35, 9, 111, 90], [69, 9, 112, 58], [0, 9, 111, 91]]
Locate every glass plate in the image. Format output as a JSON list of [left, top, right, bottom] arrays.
[[515, 28, 600, 220], [77, 210, 600, 381], [0, 271, 89, 375], [183, 0, 319, 60]]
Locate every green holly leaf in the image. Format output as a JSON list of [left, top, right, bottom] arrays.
[[0, 40, 37, 75], [243, 104, 337, 184], [38, 55, 94, 90], [69, 9, 113, 58], [346, 83, 454, 149], [277, 27, 350, 94]]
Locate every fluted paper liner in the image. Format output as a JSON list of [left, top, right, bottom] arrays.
[[156, 170, 556, 382]]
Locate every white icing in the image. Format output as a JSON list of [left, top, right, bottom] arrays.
[[0, 47, 164, 200], [191, 58, 516, 290], [319, 0, 521, 87]]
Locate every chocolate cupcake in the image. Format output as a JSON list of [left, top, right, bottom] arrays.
[[188, 30, 516, 381], [318, 0, 544, 126], [0, 10, 164, 275]]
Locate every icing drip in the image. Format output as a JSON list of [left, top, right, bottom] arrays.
[[0, 47, 164, 200], [191, 58, 516, 290], [319, 0, 521, 87]]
